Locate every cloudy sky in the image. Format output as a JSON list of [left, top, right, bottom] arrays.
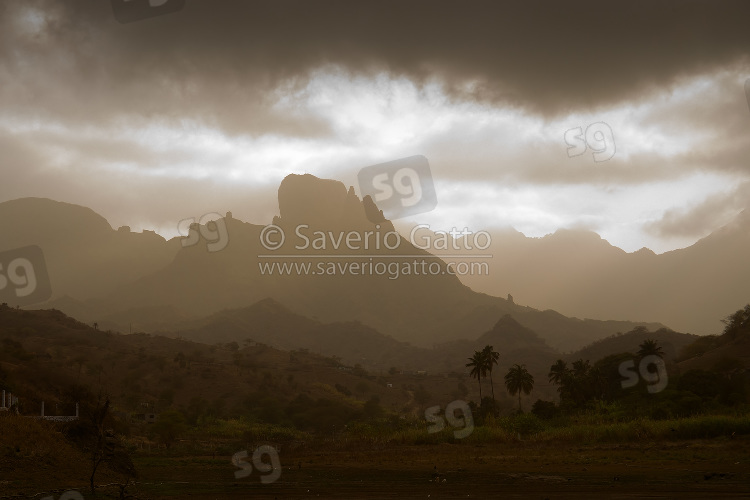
[[2, 0, 749, 253]]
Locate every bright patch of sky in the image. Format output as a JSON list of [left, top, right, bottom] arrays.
[[3, 67, 743, 254]]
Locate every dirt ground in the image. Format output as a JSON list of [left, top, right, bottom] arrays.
[[124, 440, 750, 499], [3, 439, 749, 498]]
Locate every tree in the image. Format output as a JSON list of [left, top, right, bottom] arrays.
[[570, 360, 599, 405], [466, 351, 486, 401], [152, 410, 187, 449], [65, 395, 136, 495], [548, 359, 568, 386], [571, 359, 591, 378], [531, 399, 559, 420], [721, 304, 750, 339], [481, 345, 500, 404], [504, 364, 534, 412], [637, 339, 664, 360]]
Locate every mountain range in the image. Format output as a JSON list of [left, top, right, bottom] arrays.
[[4, 172, 741, 354], [445, 211, 750, 336]]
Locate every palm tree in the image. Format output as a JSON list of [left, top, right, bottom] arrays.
[[482, 345, 500, 403], [504, 364, 535, 412], [548, 359, 568, 386], [466, 351, 485, 401], [567, 359, 592, 404], [571, 359, 591, 378], [637, 339, 664, 359]]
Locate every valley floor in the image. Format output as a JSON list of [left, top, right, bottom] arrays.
[[6, 439, 748, 499]]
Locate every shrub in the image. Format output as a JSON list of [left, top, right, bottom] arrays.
[[531, 399, 559, 420]]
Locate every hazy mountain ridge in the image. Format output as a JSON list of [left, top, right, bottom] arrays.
[[165, 300, 560, 380], [459, 210, 750, 336], [5, 173, 674, 351], [0, 197, 181, 300], [432, 314, 560, 380], [166, 298, 425, 372]]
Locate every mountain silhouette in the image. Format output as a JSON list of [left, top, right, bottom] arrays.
[[455, 210, 750, 336], [0, 197, 180, 300], [9, 174, 663, 350], [168, 298, 426, 372], [433, 314, 559, 379]]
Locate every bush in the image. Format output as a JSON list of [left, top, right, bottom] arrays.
[[503, 413, 544, 437], [677, 370, 724, 399], [531, 399, 559, 420], [335, 384, 352, 396]]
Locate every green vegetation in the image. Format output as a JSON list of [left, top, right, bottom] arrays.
[[1, 303, 749, 497], [114, 411, 750, 450]]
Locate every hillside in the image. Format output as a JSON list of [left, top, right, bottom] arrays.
[[0, 306, 499, 423], [676, 305, 750, 373], [568, 327, 700, 363]]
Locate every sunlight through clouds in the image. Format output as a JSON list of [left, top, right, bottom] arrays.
[[2, 54, 747, 255]]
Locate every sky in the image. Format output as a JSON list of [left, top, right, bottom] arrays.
[[1, 0, 749, 253]]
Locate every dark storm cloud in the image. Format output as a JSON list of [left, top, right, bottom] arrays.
[[2, 0, 749, 254], [3, 0, 750, 124], [0, 1, 334, 139]]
